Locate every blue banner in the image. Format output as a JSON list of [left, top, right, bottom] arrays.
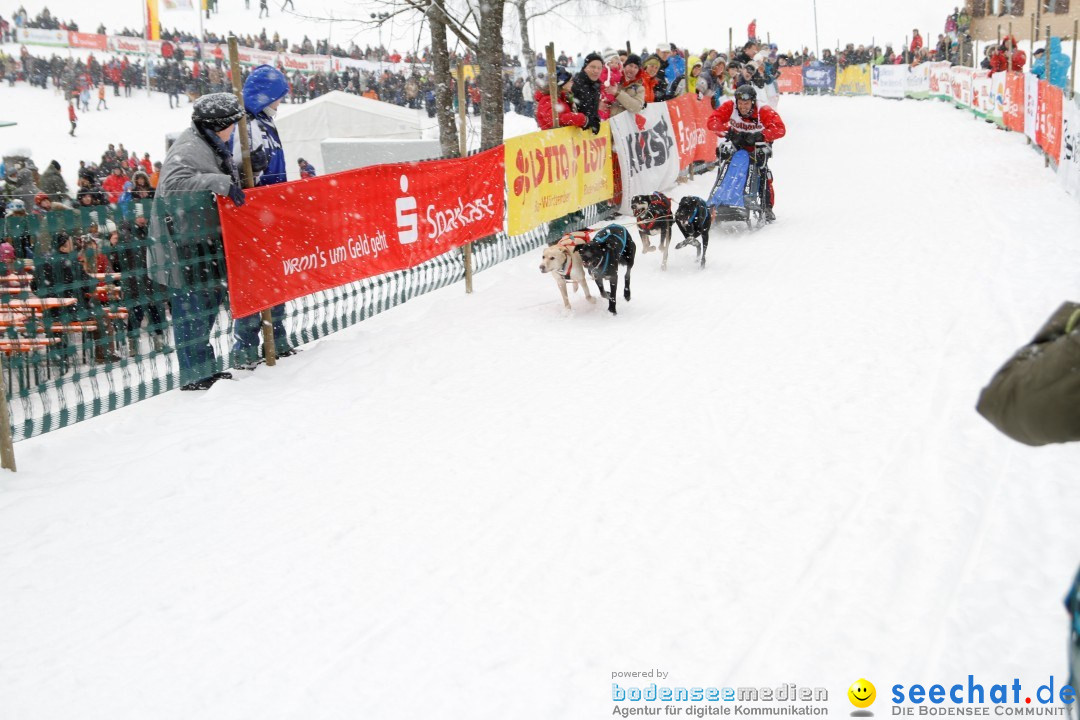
[[803, 63, 836, 90]]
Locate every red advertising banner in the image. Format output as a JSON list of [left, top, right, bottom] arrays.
[[666, 95, 720, 170], [1036, 80, 1063, 161], [219, 148, 506, 318], [776, 66, 804, 94], [67, 31, 107, 50], [1003, 71, 1025, 132]]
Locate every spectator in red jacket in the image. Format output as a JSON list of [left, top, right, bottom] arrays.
[[910, 29, 924, 57], [707, 84, 786, 220], [534, 67, 587, 130], [989, 35, 1026, 73], [101, 167, 128, 204], [67, 100, 77, 136]]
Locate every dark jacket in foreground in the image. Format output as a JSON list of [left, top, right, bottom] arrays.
[[976, 301, 1080, 446]]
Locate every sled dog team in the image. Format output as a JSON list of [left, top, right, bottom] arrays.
[[538, 191, 716, 316]]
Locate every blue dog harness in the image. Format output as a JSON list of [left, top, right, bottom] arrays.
[[590, 226, 629, 275]]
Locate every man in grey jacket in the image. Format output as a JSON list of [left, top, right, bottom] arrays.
[[150, 92, 247, 391]]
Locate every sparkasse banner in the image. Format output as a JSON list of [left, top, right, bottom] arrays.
[[667, 94, 720, 171], [218, 148, 505, 318], [776, 66, 804, 94]]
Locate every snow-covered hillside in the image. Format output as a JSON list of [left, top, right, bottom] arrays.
[[0, 71, 540, 190], [3, 92, 1080, 719]]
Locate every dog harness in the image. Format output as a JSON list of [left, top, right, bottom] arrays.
[[590, 226, 629, 275], [678, 199, 708, 236], [637, 193, 672, 233], [555, 230, 592, 280], [559, 253, 573, 280]]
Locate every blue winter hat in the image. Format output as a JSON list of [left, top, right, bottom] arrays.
[[242, 64, 290, 114]]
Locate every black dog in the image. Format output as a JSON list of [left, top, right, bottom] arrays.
[[630, 192, 674, 271], [576, 224, 636, 316], [674, 196, 712, 268]]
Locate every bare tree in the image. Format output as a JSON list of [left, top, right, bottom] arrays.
[[476, 0, 505, 150], [427, 1, 460, 157], [512, 0, 647, 93]]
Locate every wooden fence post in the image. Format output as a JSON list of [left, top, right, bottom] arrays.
[[1008, 22, 1013, 73], [546, 43, 559, 129], [228, 36, 276, 366], [0, 357, 16, 472], [1045, 24, 1052, 168], [457, 63, 473, 294], [1071, 19, 1078, 99]]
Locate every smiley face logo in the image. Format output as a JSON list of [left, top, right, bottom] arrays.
[[848, 679, 876, 709]]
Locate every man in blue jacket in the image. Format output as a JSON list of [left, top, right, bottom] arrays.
[[1031, 37, 1071, 91], [232, 64, 294, 368]]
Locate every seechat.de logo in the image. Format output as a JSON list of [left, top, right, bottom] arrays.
[[849, 679, 877, 716]]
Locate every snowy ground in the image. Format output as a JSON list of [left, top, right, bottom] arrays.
[[2, 94, 1080, 719]]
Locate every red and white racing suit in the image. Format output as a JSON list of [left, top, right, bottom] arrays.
[[707, 98, 786, 207]]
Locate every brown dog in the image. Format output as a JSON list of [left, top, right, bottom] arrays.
[[538, 231, 596, 310]]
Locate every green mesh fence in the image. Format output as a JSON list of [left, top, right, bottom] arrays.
[[2, 192, 614, 442]]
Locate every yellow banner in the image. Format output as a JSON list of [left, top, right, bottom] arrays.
[[146, 0, 160, 40], [835, 65, 870, 95], [504, 122, 613, 236], [455, 64, 480, 82]]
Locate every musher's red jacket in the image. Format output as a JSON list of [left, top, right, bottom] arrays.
[[706, 99, 786, 149]]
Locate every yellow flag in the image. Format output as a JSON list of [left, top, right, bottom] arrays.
[[146, 0, 160, 40]]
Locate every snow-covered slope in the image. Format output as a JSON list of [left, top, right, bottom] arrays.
[[3, 95, 1080, 719], [0, 75, 540, 187]]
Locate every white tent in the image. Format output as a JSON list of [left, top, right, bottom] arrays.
[[275, 91, 425, 180]]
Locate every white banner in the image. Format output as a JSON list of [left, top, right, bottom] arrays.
[[15, 27, 68, 47], [991, 71, 1008, 125], [929, 62, 952, 99], [107, 35, 147, 54], [1024, 72, 1039, 142], [905, 63, 930, 99], [280, 53, 332, 74], [1059, 98, 1080, 203], [161, 0, 195, 9], [872, 63, 907, 99], [950, 67, 974, 107], [972, 73, 993, 118], [610, 102, 680, 216]]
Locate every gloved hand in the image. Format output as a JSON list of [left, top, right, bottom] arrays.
[[249, 147, 269, 175], [746, 130, 766, 145], [227, 184, 246, 208], [585, 114, 601, 134], [726, 129, 745, 146]]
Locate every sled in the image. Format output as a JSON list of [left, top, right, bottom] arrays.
[[707, 148, 769, 231]]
